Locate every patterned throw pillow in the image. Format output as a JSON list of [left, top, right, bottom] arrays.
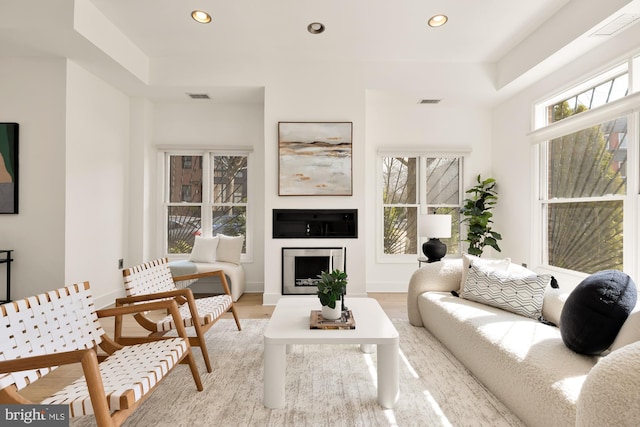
[[461, 260, 551, 319], [459, 254, 511, 293]]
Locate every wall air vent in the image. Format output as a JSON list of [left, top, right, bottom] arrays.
[[187, 93, 211, 99], [419, 99, 441, 104], [591, 14, 640, 37]]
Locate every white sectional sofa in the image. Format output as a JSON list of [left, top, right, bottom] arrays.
[[407, 257, 640, 427]]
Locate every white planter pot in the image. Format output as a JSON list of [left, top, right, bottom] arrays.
[[321, 304, 342, 320]]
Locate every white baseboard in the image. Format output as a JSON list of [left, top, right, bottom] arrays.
[[95, 288, 125, 309], [245, 281, 262, 294], [364, 281, 409, 293], [262, 292, 281, 306]]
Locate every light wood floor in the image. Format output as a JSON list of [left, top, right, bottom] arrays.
[[19, 292, 407, 403], [225, 292, 408, 320]]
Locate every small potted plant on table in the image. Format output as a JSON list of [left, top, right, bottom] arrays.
[[316, 269, 348, 320]]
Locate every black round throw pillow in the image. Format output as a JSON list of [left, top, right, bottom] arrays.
[[560, 270, 637, 355]]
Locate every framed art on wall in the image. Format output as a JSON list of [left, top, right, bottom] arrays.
[[0, 123, 18, 214], [278, 122, 352, 196]]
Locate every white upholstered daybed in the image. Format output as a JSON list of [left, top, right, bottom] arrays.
[[168, 234, 245, 302]]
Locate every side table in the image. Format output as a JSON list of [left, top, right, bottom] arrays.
[[0, 250, 13, 303]]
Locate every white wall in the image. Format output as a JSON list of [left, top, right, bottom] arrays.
[[364, 91, 494, 291], [142, 60, 501, 302], [150, 101, 265, 292], [261, 63, 368, 304], [128, 98, 154, 265], [0, 58, 67, 300], [0, 58, 131, 306], [65, 61, 130, 307]]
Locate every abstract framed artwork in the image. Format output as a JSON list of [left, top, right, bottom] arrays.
[[0, 123, 18, 214], [278, 122, 352, 196]]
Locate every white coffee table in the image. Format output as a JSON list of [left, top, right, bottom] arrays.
[[263, 297, 399, 409]]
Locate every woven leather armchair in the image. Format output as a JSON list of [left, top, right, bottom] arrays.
[[116, 257, 241, 373], [0, 282, 203, 427]]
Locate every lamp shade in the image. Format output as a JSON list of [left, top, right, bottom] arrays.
[[419, 214, 452, 239]]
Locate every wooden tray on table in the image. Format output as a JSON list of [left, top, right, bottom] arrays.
[[309, 310, 356, 330]]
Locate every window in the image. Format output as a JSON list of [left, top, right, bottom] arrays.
[[533, 62, 640, 275], [534, 63, 629, 129], [181, 185, 192, 202], [211, 156, 248, 246], [164, 152, 249, 256], [182, 156, 193, 169], [379, 154, 462, 260], [542, 117, 627, 273], [547, 72, 628, 124]]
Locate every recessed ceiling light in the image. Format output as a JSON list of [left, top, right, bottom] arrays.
[[428, 15, 448, 28], [307, 22, 325, 34], [191, 10, 211, 24]]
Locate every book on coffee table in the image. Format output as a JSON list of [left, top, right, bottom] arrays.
[[310, 309, 356, 329]]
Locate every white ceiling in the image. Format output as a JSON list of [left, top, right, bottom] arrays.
[[87, 0, 568, 64], [1, 0, 639, 104]]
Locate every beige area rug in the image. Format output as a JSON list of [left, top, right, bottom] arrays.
[[72, 319, 524, 427]]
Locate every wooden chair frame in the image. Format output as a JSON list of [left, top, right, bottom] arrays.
[[116, 259, 242, 373], [0, 282, 203, 427]]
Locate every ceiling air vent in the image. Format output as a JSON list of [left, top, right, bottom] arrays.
[[591, 14, 640, 37], [419, 99, 441, 104], [187, 93, 211, 100]]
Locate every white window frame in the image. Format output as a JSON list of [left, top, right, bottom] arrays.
[[158, 148, 253, 263], [533, 63, 629, 130], [376, 148, 468, 264], [530, 59, 640, 282]]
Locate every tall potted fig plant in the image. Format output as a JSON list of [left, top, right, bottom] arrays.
[[460, 175, 502, 257]]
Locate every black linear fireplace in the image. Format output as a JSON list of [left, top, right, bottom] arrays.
[[282, 247, 346, 295], [273, 209, 357, 238]]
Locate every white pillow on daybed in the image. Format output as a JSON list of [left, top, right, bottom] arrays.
[[188, 236, 219, 263], [215, 234, 244, 265]]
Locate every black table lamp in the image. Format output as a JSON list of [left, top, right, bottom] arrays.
[[419, 214, 452, 263]]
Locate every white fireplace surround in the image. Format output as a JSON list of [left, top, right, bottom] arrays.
[[282, 247, 346, 295]]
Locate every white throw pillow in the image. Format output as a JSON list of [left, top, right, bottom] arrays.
[[460, 260, 551, 320], [541, 290, 570, 327], [216, 234, 244, 265], [609, 306, 640, 352], [188, 236, 219, 263], [460, 253, 511, 292]]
